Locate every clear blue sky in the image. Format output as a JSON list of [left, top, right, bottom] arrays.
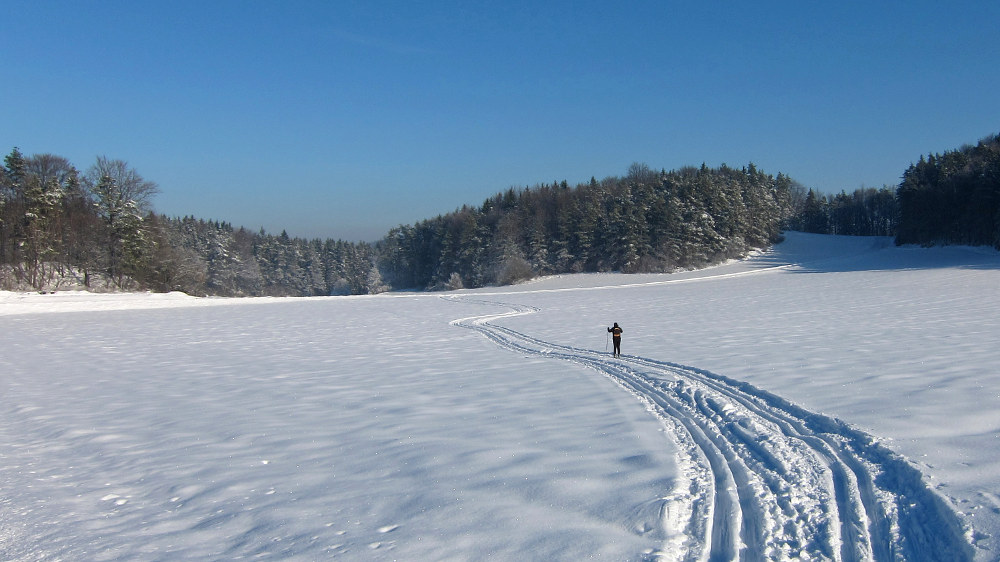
[[3, 1, 998, 241]]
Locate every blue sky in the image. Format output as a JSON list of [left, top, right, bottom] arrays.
[[3, 1, 998, 241]]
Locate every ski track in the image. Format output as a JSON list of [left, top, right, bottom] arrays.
[[448, 296, 974, 562]]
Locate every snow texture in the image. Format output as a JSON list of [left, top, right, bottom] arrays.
[[1, 232, 998, 560]]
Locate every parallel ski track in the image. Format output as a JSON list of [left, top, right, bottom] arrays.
[[448, 297, 973, 562]]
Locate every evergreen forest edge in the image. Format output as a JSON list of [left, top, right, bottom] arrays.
[[1, 132, 998, 296]]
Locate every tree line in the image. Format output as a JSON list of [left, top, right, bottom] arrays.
[[0, 150, 159, 291], [0, 151, 799, 295], [378, 162, 796, 289], [153, 216, 385, 297], [0, 148, 389, 295], [895, 133, 1000, 247], [789, 186, 898, 236], [5, 133, 995, 296], [789, 132, 1000, 246]]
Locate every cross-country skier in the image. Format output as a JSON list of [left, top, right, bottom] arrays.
[[607, 322, 623, 357]]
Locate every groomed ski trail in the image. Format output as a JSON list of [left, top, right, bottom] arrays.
[[448, 296, 973, 562]]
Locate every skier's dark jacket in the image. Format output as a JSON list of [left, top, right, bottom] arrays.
[[608, 325, 623, 338]]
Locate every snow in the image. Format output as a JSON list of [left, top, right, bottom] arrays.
[[2, 232, 999, 560]]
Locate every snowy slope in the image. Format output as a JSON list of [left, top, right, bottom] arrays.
[[2, 232, 999, 560]]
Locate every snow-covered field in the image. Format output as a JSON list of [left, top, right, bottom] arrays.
[[2, 232, 999, 560]]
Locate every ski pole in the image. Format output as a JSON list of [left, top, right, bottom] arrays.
[[606, 330, 609, 352]]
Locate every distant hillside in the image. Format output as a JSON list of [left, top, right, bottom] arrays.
[[377, 162, 795, 290]]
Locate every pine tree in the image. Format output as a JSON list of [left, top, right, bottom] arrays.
[[801, 189, 829, 234], [20, 174, 64, 288], [1, 148, 27, 270]]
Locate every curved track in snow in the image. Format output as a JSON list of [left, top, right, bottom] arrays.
[[449, 297, 973, 562]]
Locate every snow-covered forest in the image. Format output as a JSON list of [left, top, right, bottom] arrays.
[[0, 151, 797, 296], [3, 132, 997, 297], [896, 133, 1000, 247], [377, 162, 793, 290]]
